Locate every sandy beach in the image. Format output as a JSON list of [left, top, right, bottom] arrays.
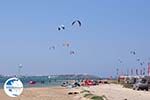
[[79, 84, 150, 100], [1, 84, 150, 100], [0, 87, 77, 100]]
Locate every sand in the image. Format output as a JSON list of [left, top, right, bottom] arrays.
[[0, 87, 77, 100], [81, 84, 150, 100], [1, 84, 150, 100]]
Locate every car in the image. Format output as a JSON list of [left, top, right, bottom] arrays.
[[133, 78, 149, 91]]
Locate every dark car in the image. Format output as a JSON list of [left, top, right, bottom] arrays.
[[133, 78, 149, 91]]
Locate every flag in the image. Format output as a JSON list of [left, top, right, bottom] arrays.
[[136, 69, 138, 75], [143, 68, 146, 75], [148, 63, 150, 76], [140, 69, 142, 76], [131, 69, 133, 75]]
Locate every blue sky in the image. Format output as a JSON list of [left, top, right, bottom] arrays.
[[0, 0, 150, 77]]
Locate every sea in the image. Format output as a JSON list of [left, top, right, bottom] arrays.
[[0, 74, 100, 89], [0, 76, 66, 89]]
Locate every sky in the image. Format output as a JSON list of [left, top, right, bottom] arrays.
[[0, 0, 150, 77]]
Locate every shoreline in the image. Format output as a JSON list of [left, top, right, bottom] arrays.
[[1, 84, 150, 100]]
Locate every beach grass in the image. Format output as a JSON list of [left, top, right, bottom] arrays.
[[84, 93, 93, 97], [81, 90, 90, 93], [82, 89, 107, 100], [122, 83, 133, 88], [91, 96, 104, 100]]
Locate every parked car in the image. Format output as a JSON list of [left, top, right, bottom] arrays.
[[133, 78, 149, 91]]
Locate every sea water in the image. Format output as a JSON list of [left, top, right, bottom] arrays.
[[0, 76, 65, 89]]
